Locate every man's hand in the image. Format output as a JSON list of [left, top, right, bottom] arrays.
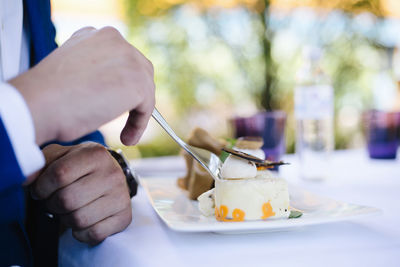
[[31, 143, 132, 245], [9, 26, 155, 146]]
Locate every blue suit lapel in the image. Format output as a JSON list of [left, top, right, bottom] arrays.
[[23, 0, 58, 65]]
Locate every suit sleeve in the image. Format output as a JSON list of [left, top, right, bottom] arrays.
[[41, 130, 106, 148], [65, 130, 106, 147], [0, 82, 45, 189], [0, 116, 30, 224], [0, 117, 25, 192]]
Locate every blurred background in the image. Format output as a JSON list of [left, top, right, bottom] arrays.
[[51, 0, 400, 159]]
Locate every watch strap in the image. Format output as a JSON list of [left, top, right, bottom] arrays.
[[107, 149, 138, 198]]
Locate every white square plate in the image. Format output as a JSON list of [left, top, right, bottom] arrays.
[[140, 176, 381, 233]]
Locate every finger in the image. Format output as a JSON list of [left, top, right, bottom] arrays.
[[60, 190, 130, 230], [72, 206, 132, 246], [24, 145, 72, 187], [46, 171, 116, 214], [32, 144, 104, 199], [120, 103, 154, 146], [63, 27, 98, 49], [71, 26, 97, 38], [42, 144, 73, 165]]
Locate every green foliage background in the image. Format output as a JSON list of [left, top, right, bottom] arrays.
[[119, 0, 394, 157]]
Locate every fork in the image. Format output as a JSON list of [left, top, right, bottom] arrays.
[[152, 108, 221, 180]]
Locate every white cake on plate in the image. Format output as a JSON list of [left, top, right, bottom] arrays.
[[198, 139, 290, 222]]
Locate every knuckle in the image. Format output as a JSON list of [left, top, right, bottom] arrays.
[[144, 71, 155, 92], [75, 26, 96, 34], [82, 141, 100, 149], [86, 142, 105, 150], [54, 190, 74, 212], [116, 211, 132, 234], [83, 26, 96, 31], [52, 162, 70, 186], [92, 143, 108, 154], [70, 210, 89, 229], [147, 60, 154, 75], [99, 26, 122, 40], [99, 25, 117, 34], [72, 231, 85, 243], [148, 78, 156, 94], [124, 209, 133, 227], [70, 27, 96, 39], [149, 91, 156, 107], [118, 208, 133, 231], [89, 144, 109, 160], [87, 225, 106, 244], [141, 88, 156, 113]]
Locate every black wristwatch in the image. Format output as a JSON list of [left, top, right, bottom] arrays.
[[108, 149, 139, 198]]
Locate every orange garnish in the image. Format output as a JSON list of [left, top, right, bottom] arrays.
[[215, 207, 220, 219], [261, 201, 275, 219], [232, 209, 245, 221], [215, 205, 245, 222]]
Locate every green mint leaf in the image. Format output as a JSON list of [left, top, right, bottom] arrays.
[[289, 210, 303, 219], [219, 138, 237, 162]]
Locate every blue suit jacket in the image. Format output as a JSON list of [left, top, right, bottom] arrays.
[[0, 0, 105, 265]]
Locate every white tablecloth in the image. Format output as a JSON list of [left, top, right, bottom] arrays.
[[59, 150, 400, 267]]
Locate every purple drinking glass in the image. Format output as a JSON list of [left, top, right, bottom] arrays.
[[363, 110, 400, 159], [231, 111, 287, 167]]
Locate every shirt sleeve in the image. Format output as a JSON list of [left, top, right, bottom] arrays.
[[0, 82, 45, 178]]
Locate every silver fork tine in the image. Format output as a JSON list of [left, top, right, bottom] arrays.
[[152, 108, 219, 180]]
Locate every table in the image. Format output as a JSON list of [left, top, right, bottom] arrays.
[[59, 150, 400, 267]]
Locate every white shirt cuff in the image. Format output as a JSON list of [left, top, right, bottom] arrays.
[[0, 82, 45, 177]]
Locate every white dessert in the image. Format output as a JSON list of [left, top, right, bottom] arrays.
[[197, 150, 290, 221], [255, 169, 274, 179], [197, 189, 215, 216], [214, 176, 290, 221], [219, 155, 257, 179]]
